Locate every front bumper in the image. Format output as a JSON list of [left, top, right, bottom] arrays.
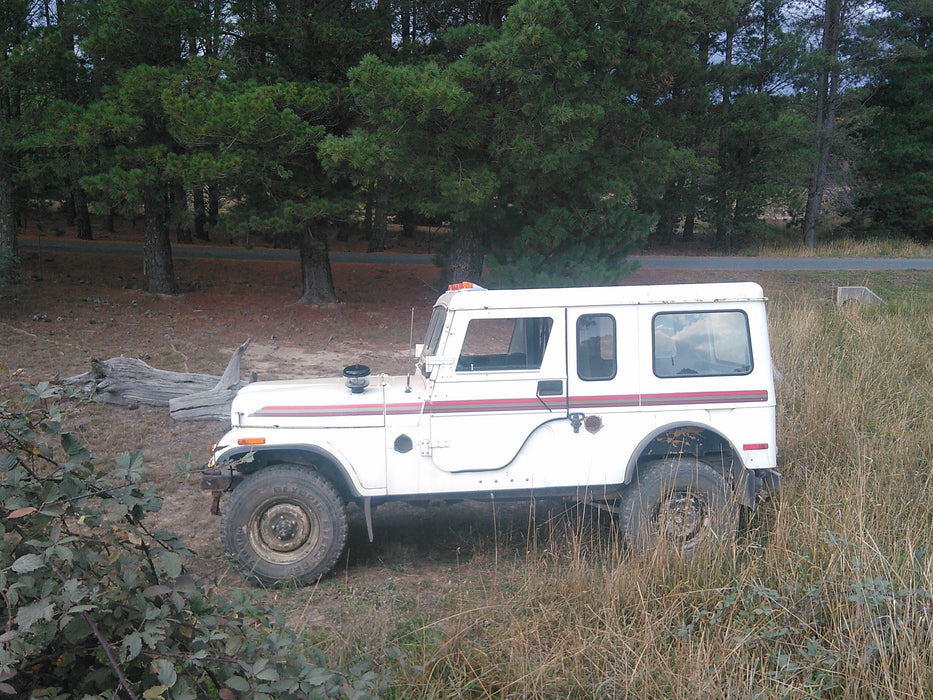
[[199, 465, 243, 514]]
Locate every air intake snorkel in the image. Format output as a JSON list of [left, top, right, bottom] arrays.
[[343, 364, 371, 393]]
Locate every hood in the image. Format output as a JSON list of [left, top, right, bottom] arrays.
[[230, 374, 425, 428]]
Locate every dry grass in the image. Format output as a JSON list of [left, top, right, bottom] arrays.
[[753, 236, 933, 259]]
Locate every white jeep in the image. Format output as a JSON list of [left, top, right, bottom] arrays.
[[202, 281, 780, 585]]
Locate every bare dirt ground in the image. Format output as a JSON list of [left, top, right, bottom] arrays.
[[1, 217, 772, 634]]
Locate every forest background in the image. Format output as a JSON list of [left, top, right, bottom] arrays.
[[1, 0, 931, 303]]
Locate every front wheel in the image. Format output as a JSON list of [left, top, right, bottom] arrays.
[[618, 457, 737, 557], [220, 464, 348, 586]]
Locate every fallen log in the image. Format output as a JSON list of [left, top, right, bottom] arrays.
[[64, 359, 217, 406], [169, 341, 251, 421], [64, 340, 250, 421]]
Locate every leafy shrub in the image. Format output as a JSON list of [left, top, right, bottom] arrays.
[[0, 384, 388, 699]]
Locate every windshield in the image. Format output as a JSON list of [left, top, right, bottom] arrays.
[[420, 306, 448, 379], [423, 306, 447, 357]]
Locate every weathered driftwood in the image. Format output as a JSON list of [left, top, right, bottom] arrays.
[[64, 340, 250, 421], [169, 341, 251, 421], [64, 359, 217, 406]]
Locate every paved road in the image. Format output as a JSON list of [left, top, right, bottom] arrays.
[[19, 237, 933, 271]]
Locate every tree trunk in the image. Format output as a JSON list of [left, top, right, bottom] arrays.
[[74, 186, 92, 240], [193, 186, 208, 240], [172, 179, 192, 244], [143, 190, 177, 294], [64, 192, 76, 225], [297, 221, 338, 304], [714, 26, 735, 246], [357, 184, 374, 241], [0, 167, 20, 287], [448, 222, 484, 284], [401, 0, 412, 51], [207, 185, 219, 229], [803, 0, 844, 250], [368, 179, 388, 252], [682, 209, 696, 242], [683, 35, 708, 247], [655, 179, 684, 245]]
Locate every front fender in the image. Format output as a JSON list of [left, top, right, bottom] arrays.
[[211, 440, 384, 498]]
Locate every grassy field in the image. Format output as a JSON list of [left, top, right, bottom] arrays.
[[754, 237, 933, 259], [308, 273, 933, 698]]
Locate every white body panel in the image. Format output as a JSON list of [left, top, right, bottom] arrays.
[[211, 282, 777, 501]]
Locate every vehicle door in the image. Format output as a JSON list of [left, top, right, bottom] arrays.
[[425, 309, 567, 472], [565, 306, 644, 485]]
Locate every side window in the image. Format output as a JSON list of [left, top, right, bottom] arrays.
[[653, 311, 753, 378], [577, 314, 616, 381], [457, 317, 553, 372]]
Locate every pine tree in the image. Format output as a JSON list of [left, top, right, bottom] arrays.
[[853, 0, 933, 241], [1, 1, 36, 287], [69, 0, 211, 294]]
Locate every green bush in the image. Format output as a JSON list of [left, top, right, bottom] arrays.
[[0, 384, 388, 699]]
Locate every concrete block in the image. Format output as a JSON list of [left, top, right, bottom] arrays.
[[836, 286, 883, 307]]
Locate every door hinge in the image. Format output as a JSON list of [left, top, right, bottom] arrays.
[[420, 439, 450, 456]]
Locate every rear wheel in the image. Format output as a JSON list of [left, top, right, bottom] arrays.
[[619, 457, 736, 556], [221, 464, 348, 586]]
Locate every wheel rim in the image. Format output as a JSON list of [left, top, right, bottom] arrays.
[[655, 490, 709, 544], [249, 499, 321, 565]]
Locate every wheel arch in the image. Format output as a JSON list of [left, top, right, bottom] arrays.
[[218, 444, 362, 502], [624, 422, 758, 508]]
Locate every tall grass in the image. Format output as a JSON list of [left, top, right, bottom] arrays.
[[304, 280, 933, 698], [752, 235, 933, 259]]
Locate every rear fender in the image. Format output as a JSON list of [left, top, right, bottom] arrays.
[[625, 423, 759, 508]]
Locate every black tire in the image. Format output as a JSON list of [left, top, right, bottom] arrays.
[[619, 457, 737, 557], [220, 464, 348, 586]]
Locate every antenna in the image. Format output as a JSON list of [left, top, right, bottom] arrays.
[[405, 307, 415, 393]]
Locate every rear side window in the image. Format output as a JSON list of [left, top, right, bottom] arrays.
[[577, 314, 616, 381], [653, 311, 752, 377], [456, 317, 553, 371]]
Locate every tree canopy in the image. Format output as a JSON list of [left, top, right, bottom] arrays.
[[852, 0, 933, 240], [1, 0, 927, 298]]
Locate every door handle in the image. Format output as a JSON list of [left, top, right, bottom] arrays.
[[536, 380, 563, 396]]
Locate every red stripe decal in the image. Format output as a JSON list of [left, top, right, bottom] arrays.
[[249, 390, 768, 419], [641, 390, 769, 406]]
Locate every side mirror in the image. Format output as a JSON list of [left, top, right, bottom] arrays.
[[414, 343, 424, 357]]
